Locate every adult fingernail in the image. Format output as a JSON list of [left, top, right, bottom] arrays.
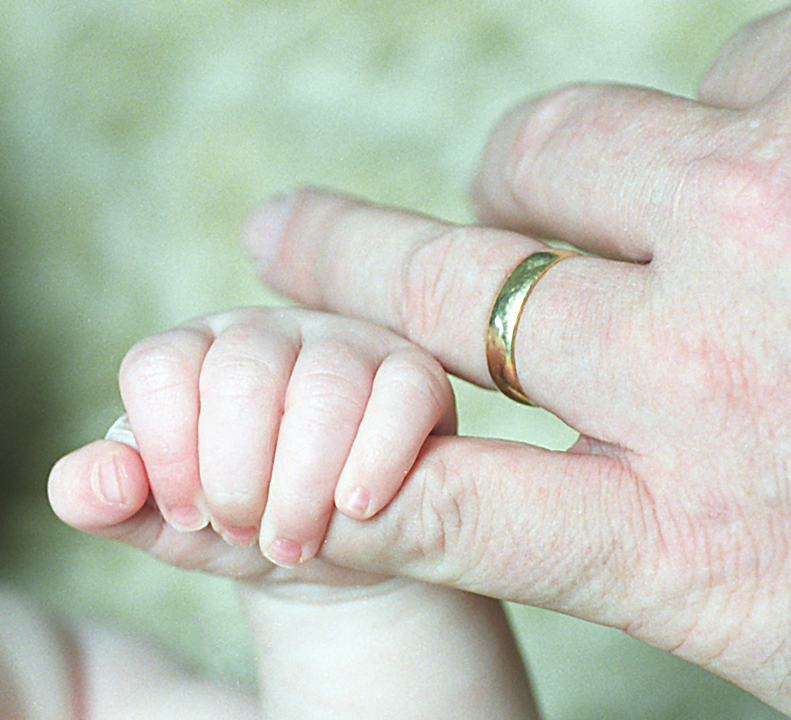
[[242, 195, 293, 270], [105, 413, 138, 452]]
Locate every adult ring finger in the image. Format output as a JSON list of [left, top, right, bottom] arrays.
[[486, 249, 579, 406]]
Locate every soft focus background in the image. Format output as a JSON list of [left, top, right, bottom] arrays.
[[1, 1, 787, 716]]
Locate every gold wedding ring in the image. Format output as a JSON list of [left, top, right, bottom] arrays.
[[486, 249, 578, 405]]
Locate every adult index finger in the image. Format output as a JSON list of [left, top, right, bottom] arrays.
[[246, 188, 537, 386], [245, 189, 651, 439]]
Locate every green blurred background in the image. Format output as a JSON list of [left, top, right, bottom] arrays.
[[1, 1, 787, 716]]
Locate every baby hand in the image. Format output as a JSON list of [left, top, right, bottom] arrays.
[[84, 307, 455, 567]]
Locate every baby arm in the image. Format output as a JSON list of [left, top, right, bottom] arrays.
[[0, 588, 258, 720], [48, 306, 539, 719]]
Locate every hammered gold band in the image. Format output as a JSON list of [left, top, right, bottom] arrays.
[[486, 249, 578, 405]]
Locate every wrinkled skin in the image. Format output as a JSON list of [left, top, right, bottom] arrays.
[[50, 7, 791, 714], [245, 7, 791, 712]]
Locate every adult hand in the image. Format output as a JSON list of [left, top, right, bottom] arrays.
[[244, 7, 791, 713]]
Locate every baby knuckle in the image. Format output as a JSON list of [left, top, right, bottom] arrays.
[[291, 346, 370, 418], [385, 349, 451, 412], [120, 330, 202, 399], [201, 352, 275, 402], [298, 373, 365, 420]]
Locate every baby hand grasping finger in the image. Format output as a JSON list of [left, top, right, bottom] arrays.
[[112, 307, 456, 567]]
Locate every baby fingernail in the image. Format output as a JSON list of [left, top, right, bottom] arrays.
[[264, 537, 303, 568], [166, 504, 209, 533], [90, 451, 127, 506], [340, 486, 371, 518], [221, 526, 259, 547], [242, 194, 293, 270]]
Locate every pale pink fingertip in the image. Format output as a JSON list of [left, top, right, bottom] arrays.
[[242, 195, 294, 270], [165, 504, 209, 533], [338, 486, 372, 519], [221, 526, 260, 547], [264, 537, 304, 568]]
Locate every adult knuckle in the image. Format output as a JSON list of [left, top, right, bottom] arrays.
[[508, 83, 601, 181], [725, 160, 791, 224], [697, 30, 748, 104], [398, 224, 473, 344], [513, 83, 589, 147], [403, 450, 486, 584], [655, 320, 741, 410], [684, 150, 791, 257], [416, 463, 460, 556]]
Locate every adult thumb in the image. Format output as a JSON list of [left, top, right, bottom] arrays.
[[320, 435, 644, 629]]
